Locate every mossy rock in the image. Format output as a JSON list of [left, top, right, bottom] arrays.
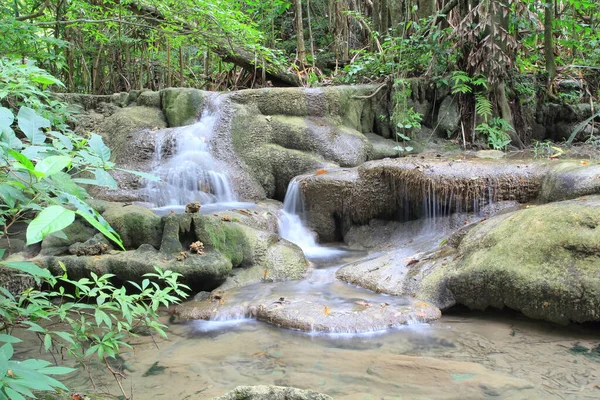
[[160, 87, 206, 127], [96, 106, 166, 160], [38, 245, 232, 290], [40, 219, 98, 256], [419, 196, 600, 324], [102, 204, 162, 250], [539, 161, 600, 202]]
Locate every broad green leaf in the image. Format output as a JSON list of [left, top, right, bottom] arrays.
[[26, 206, 76, 245], [7, 150, 34, 171], [0, 335, 21, 344], [0, 183, 27, 208], [48, 131, 73, 151], [0, 262, 52, 281], [48, 172, 89, 199], [0, 343, 14, 360], [93, 168, 118, 188], [88, 133, 111, 163], [35, 155, 71, 176], [30, 75, 61, 86], [4, 387, 26, 400], [17, 107, 49, 145], [0, 128, 22, 149], [0, 107, 14, 131], [58, 193, 124, 250], [116, 167, 161, 182], [43, 334, 52, 351], [37, 366, 76, 375]]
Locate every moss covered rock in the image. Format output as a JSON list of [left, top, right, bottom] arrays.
[[419, 197, 600, 324], [102, 204, 162, 249], [160, 88, 206, 127]]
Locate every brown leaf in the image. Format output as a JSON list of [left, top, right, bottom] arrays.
[[323, 306, 331, 316], [355, 301, 372, 307], [315, 169, 327, 175], [263, 269, 268, 280]]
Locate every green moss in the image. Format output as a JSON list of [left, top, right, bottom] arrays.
[[160, 87, 205, 127], [423, 197, 600, 323], [193, 215, 248, 267]]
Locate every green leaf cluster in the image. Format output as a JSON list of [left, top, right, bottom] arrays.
[[0, 252, 189, 399]]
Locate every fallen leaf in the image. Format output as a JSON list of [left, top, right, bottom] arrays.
[[263, 269, 268, 280], [355, 301, 372, 307], [581, 161, 589, 165], [316, 169, 327, 175], [323, 306, 331, 316], [406, 259, 419, 267], [219, 298, 225, 305], [380, 302, 389, 307]]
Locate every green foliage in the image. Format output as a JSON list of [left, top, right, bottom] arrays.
[[0, 254, 189, 398], [391, 79, 420, 154], [0, 64, 158, 249], [476, 117, 513, 150], [339, 17, 453, 83]]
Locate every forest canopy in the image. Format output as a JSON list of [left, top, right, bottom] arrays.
[[1, 0, 598, 93]]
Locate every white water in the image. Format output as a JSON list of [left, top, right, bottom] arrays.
[[279, 178, 344, 258], [146, 110, 235, 207]]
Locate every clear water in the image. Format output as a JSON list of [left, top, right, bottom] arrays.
[[146, 110, 235, 207], [279, 179, 345, 258]]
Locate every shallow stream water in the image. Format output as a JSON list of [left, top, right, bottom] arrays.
[[16, 244, 599, 399]]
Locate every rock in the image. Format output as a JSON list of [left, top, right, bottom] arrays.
[[474, 150, 505, 159], [136, 90, 161, 108], [40, 219, 98, 256], [436, 97, 460, 137], [211, 385, 333, 400], [300, 158, 544, 241], [419, 197, 600, 324], [364, 132, 400, 160], [37, 247, 233, 291], [539, 161, 600, 202], [68, 234, 111, 256], [97, 106, 167, 160], [185, 201, 201, 213], [175, 292, 441, 333], [102, 204, 162, 250], [160, 88, 206, 127]]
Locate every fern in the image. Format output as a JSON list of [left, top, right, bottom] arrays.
[[451, 71, 472, 94], [475, 94, 493, 122]]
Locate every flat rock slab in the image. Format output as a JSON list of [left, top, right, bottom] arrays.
[[174, 292, 441, 333]]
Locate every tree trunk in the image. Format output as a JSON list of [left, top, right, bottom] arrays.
[[295, 0, 307, 68], [544, 0, 556, 86]]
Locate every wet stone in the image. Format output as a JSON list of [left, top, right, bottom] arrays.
[[174, 292, 441, 333]]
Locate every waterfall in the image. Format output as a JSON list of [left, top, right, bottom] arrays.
[[146, 109, 235, 207], [279, 179, 343, 258]]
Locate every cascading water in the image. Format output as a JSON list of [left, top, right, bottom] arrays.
[[279, 178, 342, 258], [146, 108, 235, 208]]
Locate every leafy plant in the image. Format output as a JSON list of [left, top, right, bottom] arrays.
[[0, 252, 189, 399], [0, 69, 158, 250], [476, 117, 513, 150], [391, 79, 420, 154]]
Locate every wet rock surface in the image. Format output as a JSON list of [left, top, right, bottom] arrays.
[[174, 291, 441, 333], [391, 196, 599, 324], [16, 201, 308, 291], [211, 385, 333, 400]]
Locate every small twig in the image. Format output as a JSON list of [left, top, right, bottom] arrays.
[[103, 355, 130, 400]]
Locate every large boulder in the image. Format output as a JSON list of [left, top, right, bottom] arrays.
[[211, 386, 332, 400], [299, 158, 545, 241], [160, 88, 207, 127], [418, 197, 600, 324], [539, 161, 600, 202]]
